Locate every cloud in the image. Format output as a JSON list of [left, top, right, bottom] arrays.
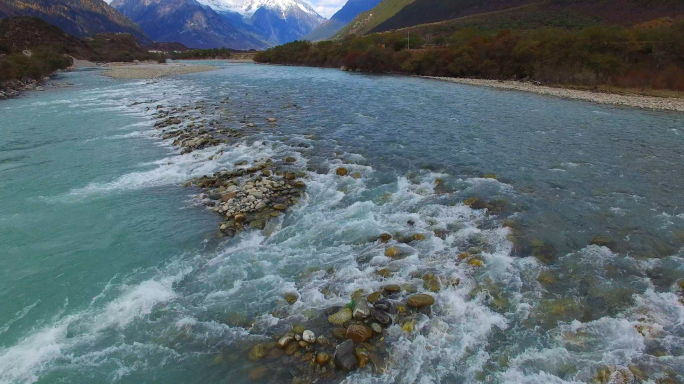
[[307, 0, 346, 18]]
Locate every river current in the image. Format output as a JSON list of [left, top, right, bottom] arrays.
[[0, 61, 683, 383]]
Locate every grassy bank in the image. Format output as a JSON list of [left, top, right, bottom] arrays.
[[255, 21, 684, 92]]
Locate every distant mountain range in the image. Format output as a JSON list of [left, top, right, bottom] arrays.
[[305, 0, 381, 41], [0, 0, 150, 44], [0, 0, 327, 49], [195, 0, 325, 45], [106, 0, 325, 47], [108, 0, 268, 49]]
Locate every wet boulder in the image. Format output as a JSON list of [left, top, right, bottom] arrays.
[[328, 307, 352, 325], [370, 309, 392, 326], [334, 340, 358, 372], [352, 299, 371, 320], [407, 294, 435, 308], [346, 324, 373, 343]]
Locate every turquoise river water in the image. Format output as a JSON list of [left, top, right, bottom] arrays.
[[0, 61, 683, 383]]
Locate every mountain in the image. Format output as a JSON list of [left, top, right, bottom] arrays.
[[305, 0, 382, 41], [332, 0, 414, 38], [371, 0, 684, 33], [109, 0, 268, 49], [196, 0, 325, 44], [0, 0, 150, 44]]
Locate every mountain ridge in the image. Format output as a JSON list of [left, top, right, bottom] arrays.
[[305, 0, 382, 41], [0, 0, 150, 44]]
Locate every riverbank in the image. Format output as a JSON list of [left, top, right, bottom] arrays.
[[101, 62, 220, 79], [425, 76, 684, 112]]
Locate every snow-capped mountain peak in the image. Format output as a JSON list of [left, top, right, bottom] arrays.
[[196, 0, 321, 18]]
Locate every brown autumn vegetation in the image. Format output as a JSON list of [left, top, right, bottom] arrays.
[[255, 21, 684, 91]]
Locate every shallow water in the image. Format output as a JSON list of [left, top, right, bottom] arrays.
[[0, 62, 683, 384]]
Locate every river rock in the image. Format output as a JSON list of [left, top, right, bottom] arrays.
[[407, 294, 435, 308], [316, 352, 330, 365], [332, 328, 347, 340], [273, 204, 288, 210], [379, 233, 392, 242], [285, 342, 298, 355], [374, 299, 395, 314], [316, 335, 329, 345], [385, 246, 400, 258], [249, 344, 268, 359], [370, 309, 392, 326], [293, 324, 305, 334], [367, 292, 381, 303], [283, 292, 298, 304], [302, 330, 315, 343], [346, 324, 373, 343], [249, 366, 268, 380], [383, 284, 401, 294], [328, 307, 352, 324], [277, 334, 295, 348], [336, 167, 349, 176], [221, 192, 237, 201], [352, 299, 371, 319], [334, 340, 358, 372], [355, 347, 369, 368], [371, 323, 383, 333], [423, 274, 441, 292]]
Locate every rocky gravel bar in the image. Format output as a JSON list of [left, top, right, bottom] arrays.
[[427, 76, 684, 112]]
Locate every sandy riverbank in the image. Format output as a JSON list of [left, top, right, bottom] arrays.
[[426, 76, 684, 112], [101, 62, 219, 79]]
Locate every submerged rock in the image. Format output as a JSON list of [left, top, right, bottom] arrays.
[[328, 308, 352, 325], [277, 334, 295, 348], [367, 292, 381, 303], [249, 344, 268, 360], [385, 246, 401, 258], [383, 284, 401, 294], [336, 167, 349, 176], [334, 340, 358, 372], [407, 294, 435, 308], [316, 352, 330, 365], [283, 292, 298, 304]]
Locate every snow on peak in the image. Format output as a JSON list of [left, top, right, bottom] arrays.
[[196, 0, 321, 17]]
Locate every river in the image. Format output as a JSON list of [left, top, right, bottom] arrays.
[[0, 61, 682, 383]]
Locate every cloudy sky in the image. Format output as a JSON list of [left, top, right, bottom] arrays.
[[307, 0, 345, 18]]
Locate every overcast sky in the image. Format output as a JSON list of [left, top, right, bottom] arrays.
[[308, 0, 345, 18]]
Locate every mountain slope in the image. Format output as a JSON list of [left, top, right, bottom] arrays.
[[372, 0, 684, 33], [305, 0, 382, 41], [0, 0, 150, 44], [0, 16, 92, 57], [332, 0, 414, 38], [110, 0, 268, 49], [197, 0, 325, 44]]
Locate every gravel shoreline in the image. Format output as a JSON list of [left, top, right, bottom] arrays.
[[425, 76, 684, 112], [102, 63, 219, 79]]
